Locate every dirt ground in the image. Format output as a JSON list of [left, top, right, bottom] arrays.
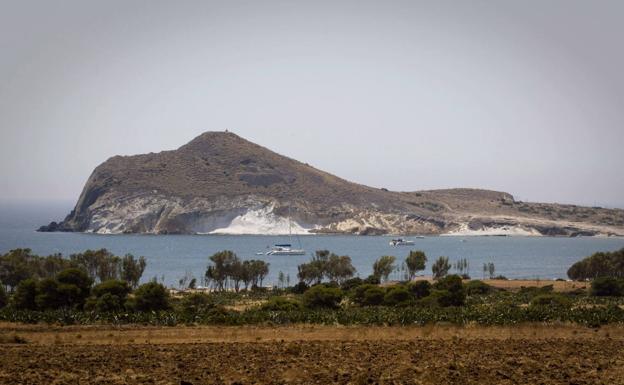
[[1, 324, 624, 385]]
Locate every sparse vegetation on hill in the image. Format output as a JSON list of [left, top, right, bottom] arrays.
[[38, 131, 624, 235]]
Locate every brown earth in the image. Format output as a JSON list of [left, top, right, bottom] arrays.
[[1, 324, 624, 384]]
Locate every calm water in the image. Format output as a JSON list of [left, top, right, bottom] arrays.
[[1, 201, 623, 287]]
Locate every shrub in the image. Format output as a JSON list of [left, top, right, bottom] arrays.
[[261, 297, 302, 311], [35, 278, 62, 310], [12, 279, 38, 310], [92, 280, 131, 299], [341, 277, 363, 292], [180, 293, 215, 317], [0, 284, 7, 309], [433, 275, 465, 307], [407, 280, 431, 299], [85, 280, 131, 313], [290, 281, 309, 294], [302, 285, 343, 309], [383, 286, 412, 306], [591, 277, 624, 297], [530, 294, 572, 309], [56, 268, 93, 309], [465, 280, 492, 295], [351, 284, 383, 306], [132, 282, 170, 311], [363, 275, 380, 285]]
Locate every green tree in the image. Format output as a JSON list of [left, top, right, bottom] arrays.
[[121, 254, 146, 289], [56, 268, 93, 307], [432, 256, 451, 279], [133, 282, 170, 311], [35, 278, 62, 309], [326, 254, 356, 283], [405, 251, 427, 280], [0, 248, 35, 291], [12, 278, 38, 310], [0, 284, 7, 308], [205, 250, 238, 291], [373, 256, 396, 282], [567, 248, 624, 280]]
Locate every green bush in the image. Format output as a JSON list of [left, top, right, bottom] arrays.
[[465, 280, 492, 295], [132, 282, 170, 312], [35, 279, 62, 310], [92, 280, 131, 299], [363, 275, 380, 285], [85, 280, 131, 313], [302, 285, 343, 309], [261, 297, 302, 311], [530, 294, 572, 309], [591, 277, 624, 297], [351, 284, 384, 306], [432, 275, 466, 307], [383, 286, 412, 306], [290, 282, 309, 294], [341, 277, 363, 292], [407, 280, 431, 299], [179, 293, 216, 317], [0, 284, 7, 309], [12, 279, 38, 310]]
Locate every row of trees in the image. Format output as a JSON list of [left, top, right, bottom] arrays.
[[297, 250, 356, 285], [205, 251, 269, 292], [0, 248, 146, 292], [567, 248, 624, 280]]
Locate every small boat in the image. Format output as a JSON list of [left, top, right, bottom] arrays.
[[266, 244, 306, 255], [414, 235, 425, 239], [389, 238, 415, 246]]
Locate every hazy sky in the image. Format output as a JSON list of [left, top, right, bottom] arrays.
[[1, 0, 623, 207]]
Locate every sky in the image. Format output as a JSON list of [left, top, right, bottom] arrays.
[[1, 0, 623, 208]]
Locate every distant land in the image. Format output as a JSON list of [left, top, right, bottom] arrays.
[[39, 131, 624, 236]]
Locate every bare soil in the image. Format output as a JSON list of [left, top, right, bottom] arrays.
[[1, 324, 624, 384]]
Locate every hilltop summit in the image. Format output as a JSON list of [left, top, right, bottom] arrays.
[[40, 131, 624, 236]]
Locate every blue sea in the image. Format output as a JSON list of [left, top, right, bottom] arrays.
[[1, 201, 623, 287]]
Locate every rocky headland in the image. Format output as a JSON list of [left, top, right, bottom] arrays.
[[39, 132, 624, 236]]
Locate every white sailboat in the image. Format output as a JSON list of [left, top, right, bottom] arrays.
[[266, 206, 306, 255]]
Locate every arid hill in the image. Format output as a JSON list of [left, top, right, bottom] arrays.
[[40, 131, 624, 236]]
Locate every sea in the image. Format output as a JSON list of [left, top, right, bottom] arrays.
[[1, 201, 623, 288]]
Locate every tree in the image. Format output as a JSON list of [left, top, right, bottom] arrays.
[[35, 278, 62, 310], [405, 251, 427, 280], [431, 256, 451, 279], [352, 285, 385, 306], [121, 254, 146, 289], [205, 250, 238, 291], [384, 285, 412, 306], [278, 271, 285, 288], [0, 284, 7, 309], [373, 256, 396, 282], [56, 268, 93, 309], [0, 248, 35, 291], [326, 254, 356, 283], [133, 282, 170, 311], [567, 248, 624, 280], [70, 249, 120, 283], [487, 262, 496, 279], [12, 279, 38, 310], [87, 279, 132, 312]]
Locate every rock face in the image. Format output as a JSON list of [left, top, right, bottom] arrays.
[[40, 131, 624, 236]]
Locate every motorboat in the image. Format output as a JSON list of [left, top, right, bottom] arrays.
[[266, 244, 306, 255], [389, 238, 415, 246]]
